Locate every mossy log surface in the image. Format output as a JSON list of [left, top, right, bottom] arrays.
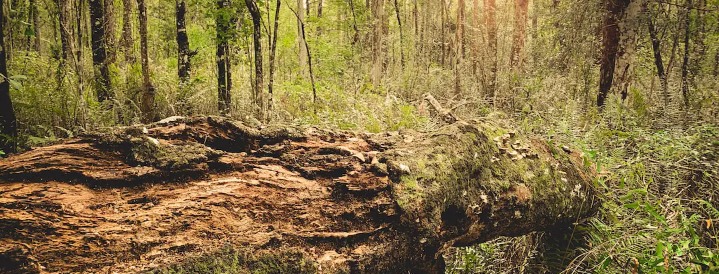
[[0, 116, 598, 273]]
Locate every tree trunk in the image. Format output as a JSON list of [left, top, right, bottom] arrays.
[[290, 6, 318, 107], [176, 0, 191, 85], [680, 0, 691, 109], [317, 0, 323, 17], [216, 0, 232, 115], [349, 0, 359, 45], [597, 0, 630, 108], [484, 0, 497, 103], [104, 0, 116, 63], [30, 0, 41, 52], [471, 0, 479, 75], [76, 0, 86, 96], [121, 0, 135, 63], [58, 0, 75, 62], [90, 0, 112, 102], [268, 0, 281, 119], [393, 0, 405, 68], [647, 4, 669, 110], [246, 0, 264, 120], [0, 0, 17, 154], [296, 0, 307, 78], [456, 0, 466, 59], [370, 0, 386, 87], [510, 0, 529, 68], [138, 0, 154, 122], [0, 115, 599, 273]]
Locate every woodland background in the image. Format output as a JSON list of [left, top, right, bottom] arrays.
[[0, 0, 718, 272]]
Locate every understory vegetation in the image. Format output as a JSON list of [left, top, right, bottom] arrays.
[[0, 0, 718, 272]]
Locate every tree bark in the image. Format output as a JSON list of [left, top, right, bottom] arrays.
[[296, 0, 307, 78], [268, 0, 281, 119], [216, 0, 233, 115], [76, 0, 86, 96], [370, 0, 386, 87], [393, 0, 405, 68], [121, 0, 135, 63], [176, 0, 191, 85], [104, 0, 117, 63], [90, 0, 112, 102], [510, 0, 529, 68], [484, 0, 497, 103], [58, 0, 75, 62], [0, 116, 598, 273], [647, 4, 669, 110], [246, 0, 265, 120], [30, 0, 41, 52], [0, 0, 17, 154], [138, 0, 154, 122], [680, 0, 691, 109], [597, 0, 630, 108]]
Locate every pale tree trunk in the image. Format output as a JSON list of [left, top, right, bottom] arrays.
[[0, 116, 599, 273], [138, 0, 154, 122], [471, 0, 479, 76], [58, 0, 75, 62], [370, 0, 386, 87], [484, 0, 497, 103], [510, 0, 529, 68]]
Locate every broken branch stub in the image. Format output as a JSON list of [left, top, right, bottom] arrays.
[[0, 116, 597, 273]]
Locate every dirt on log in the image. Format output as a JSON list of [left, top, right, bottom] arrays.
[[0, 116, 598, 273]]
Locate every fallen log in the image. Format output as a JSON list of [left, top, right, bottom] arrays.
[[0, 116, 598, 273]]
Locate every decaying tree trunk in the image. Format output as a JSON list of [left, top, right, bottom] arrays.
[[0, 115, 598, 273]]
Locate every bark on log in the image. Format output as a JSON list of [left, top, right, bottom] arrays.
[[0, 116, 598, 273]]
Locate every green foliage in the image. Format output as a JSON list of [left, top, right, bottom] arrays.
[[153, 247, 316, 274]]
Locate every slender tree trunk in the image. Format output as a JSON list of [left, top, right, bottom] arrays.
[[296, 0, 307, 77], [104, 0, 116, 63], [440, 0, 446, 66], [138, 0, 154, 122], [246, 0, 264, 120], [597, 0, 630, 108], [349, 0, 359, 45], [289, 6, 318, 107], [510, 0, 529, 68], [216, 0, 232, 115], [471, 0, 479, 75], [714, 50, 719, 77], [76, 0, 86, 96], [393, 0, 405, 69], [647, 4, 669, 110], [176, 0, 191, 85], [268, 0, 281, 119], [0, 0, 17, 154], [90, 0, 111, 102], [30, 0, 41, 51], [122, 0, 134, 63], [456, 0, 465, 59], [484, 0, 497, 103], [317, 0, 323, 17], [680, 0, 691, 109], [370, 0, 385, 86]]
